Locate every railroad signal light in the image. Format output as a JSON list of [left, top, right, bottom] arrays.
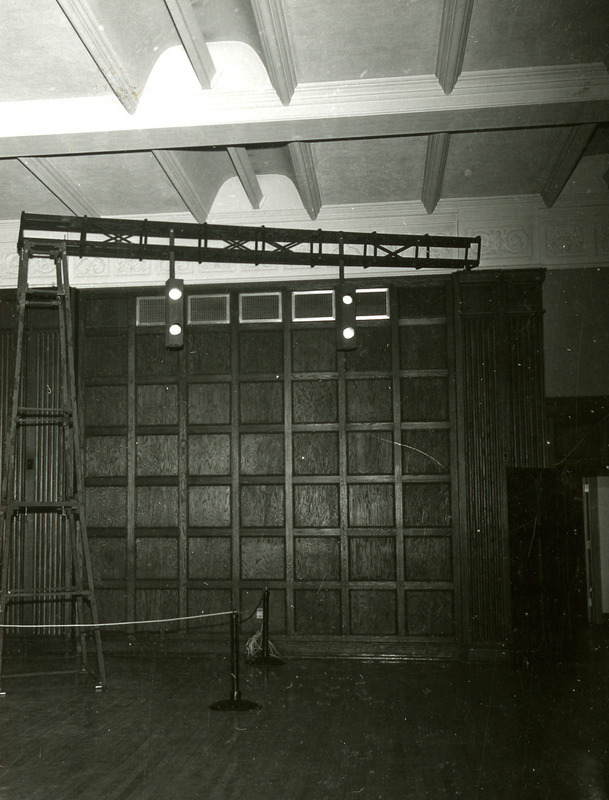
[[165, 277, 184, 349], [336, 288, 357, 351]]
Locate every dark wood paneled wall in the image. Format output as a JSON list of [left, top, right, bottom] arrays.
[[0, 271, 547, 657], [455, 271, 546, 653]]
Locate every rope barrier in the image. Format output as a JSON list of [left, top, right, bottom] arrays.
[[0, 610, 234, 629]]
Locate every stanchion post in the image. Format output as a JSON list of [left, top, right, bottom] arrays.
[[249, 588, 284, 667], [210, 611, 261, 711]]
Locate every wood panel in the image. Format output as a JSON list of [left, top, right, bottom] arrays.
[[136, 537, 179, 580], [86, 486, 127, 528], [187, 331, 231, 375], [294, 536, 341, 581], [346, 378, 393, 422], [294, 589, 341, 634], [189, 485, 231, 527], [188, 383, 231, 424], [399, 324, 447, 369], [135, 589, 180, 631], [401, 429, 450, 475], [403, 483, 451, 527], [135, 486, 178, 527], [188, 434, 231, 475], [188, 537, 231, 580], [83, 334, 128, 377], [240, 381, 283, 423], [85, 435, 127, 476], [404, 537, 452, 582], [83, 385, 127, 426], [401, 377, 448, 421], [349, 537, 396, 581], [240, 536, 285, 580], [292, 380, 337, 423], [292, 329, 337, 372], [89, 538, 127, 582], [347, 431, 394, 474], [136, 384, 179, 425], [406, 590, 454, 635], [135, 333, 179, 376], [240, 485, 285, 527], [240, 433, 284, 475], [350, 590, 397, 635], [348, 484, 395, 527], [136, 434, 178, 475], [294, 484, 339, 528], [345, 326, 392, 372], [293, 432, 338, 475], [239, 330, 283, 374]]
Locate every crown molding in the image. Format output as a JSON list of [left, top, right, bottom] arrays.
[[287, 142, 321, 220], [422, 133, 450, 214], [227, 147, 264, 209], [542, 124, 597, 207], [152, 150, 211, 222]]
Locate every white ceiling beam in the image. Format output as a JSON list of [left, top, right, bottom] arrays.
[[227, 147, 264, 208], [287, 141, 321, 220], [152, 150, 211, 222], [1, 64, 608, 158], [435, 0, 475, 94], [55, 0, 141, 114], [163, 0, 217, 89], [18, 157, 100, 216], [250, 0, 298, 105], [541, 124, 597, 207], [422, 133, 450, 214]]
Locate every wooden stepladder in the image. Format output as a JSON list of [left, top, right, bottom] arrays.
[[0, 242, 106, 693]]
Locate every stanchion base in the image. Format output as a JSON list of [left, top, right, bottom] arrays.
[[247, 654, 285, 667], [209, 696, 262, 712]]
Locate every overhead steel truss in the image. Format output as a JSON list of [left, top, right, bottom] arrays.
[[18, 212, 481, 271]]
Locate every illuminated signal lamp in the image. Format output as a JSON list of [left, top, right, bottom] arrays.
[[165, 277, 184, 349], [336, 287, 357, 351]]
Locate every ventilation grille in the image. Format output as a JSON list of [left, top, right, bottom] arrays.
[[189, 294, 230, 324], [239, 292, 282, 323], [292, 290, 335, 321], [356, 288, 389, 320], [137, 296, 165, 326]]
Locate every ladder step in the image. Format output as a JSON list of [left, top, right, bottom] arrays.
[[25, 288, 64, 298], [7, 501, 80, 513], [5, 588, 92, 598], [16, 407, 72, 425], [25, 299, 61, 308]]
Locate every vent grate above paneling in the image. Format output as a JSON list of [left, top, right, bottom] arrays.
[[239, 292, 282, 323], [137, 296, 165, 326], [292, 290, 335, 321], [189, 294, 230, 324], [356, 288, 389, 320]]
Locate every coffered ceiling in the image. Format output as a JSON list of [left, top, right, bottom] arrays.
[[0, 0, 608, 225]]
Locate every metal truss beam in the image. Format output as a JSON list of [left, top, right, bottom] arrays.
[[18, 212, 481, 270]]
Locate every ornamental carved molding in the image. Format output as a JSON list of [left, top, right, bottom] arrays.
[[545, 223, 586, 258]]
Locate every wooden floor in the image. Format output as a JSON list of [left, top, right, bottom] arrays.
[[1, 629, 608, 800]]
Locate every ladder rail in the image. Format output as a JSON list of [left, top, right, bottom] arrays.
[[0, 244, 106, 693]]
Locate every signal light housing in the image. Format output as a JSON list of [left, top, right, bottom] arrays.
[[336, 288, 357, 351], [165, 278, 184, 349]]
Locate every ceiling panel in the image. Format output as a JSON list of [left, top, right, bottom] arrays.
[[442, 128, 560, 199], [313, 137, 427, 205], [0, 0, 111, 102], [0, 160, 70, 219], [283, 0, 443, 82], [49, 152, 188, 217], [463, 0, 609, 72]]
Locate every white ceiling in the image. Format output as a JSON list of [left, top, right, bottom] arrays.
[[0, 0, 607, 225]]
